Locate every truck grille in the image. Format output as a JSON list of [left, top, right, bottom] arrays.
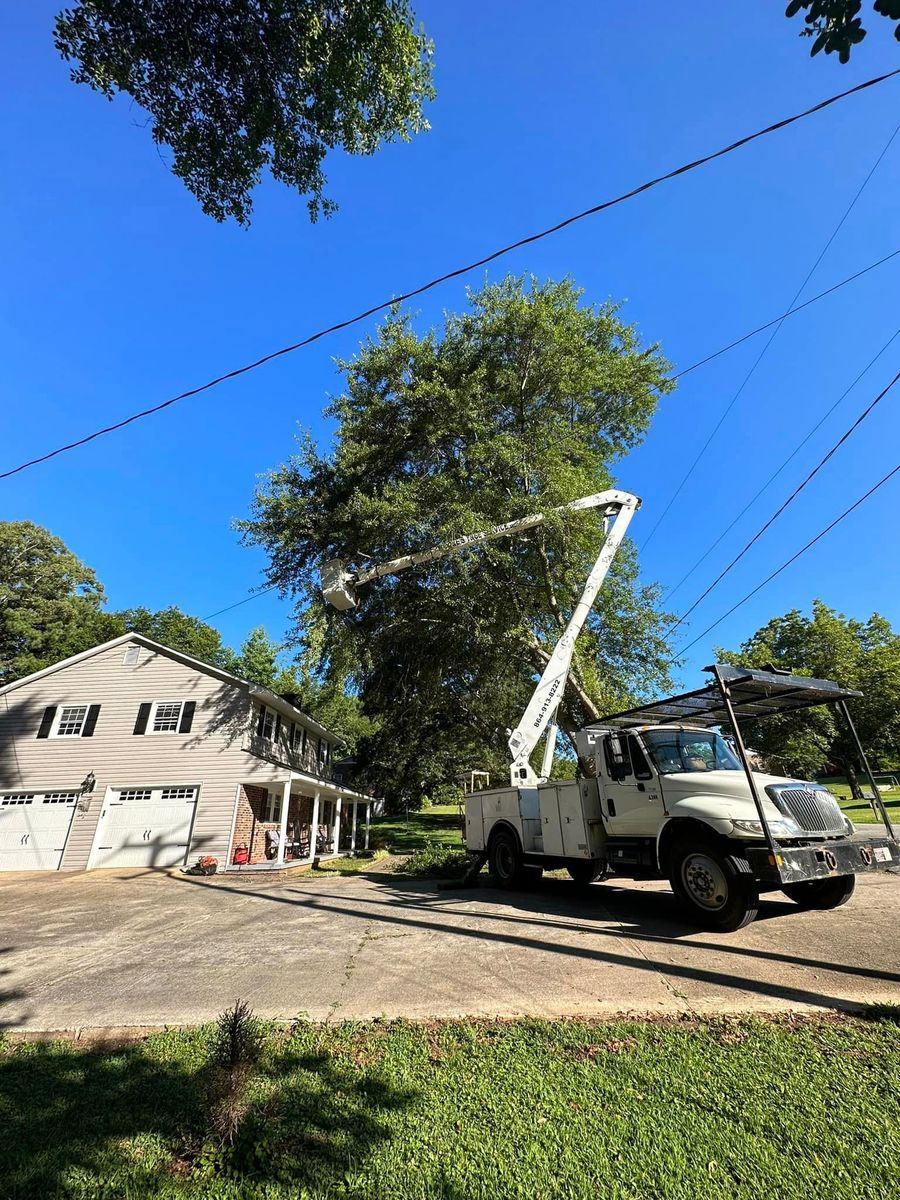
[[767, 784, 845, 835]]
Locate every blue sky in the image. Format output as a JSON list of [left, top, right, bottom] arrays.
[[2, 2, 898, 688]]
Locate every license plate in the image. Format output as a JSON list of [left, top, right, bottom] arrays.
[[873, 846, 892, 863]]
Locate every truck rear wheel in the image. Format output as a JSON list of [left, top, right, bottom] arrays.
[[782, 874, 856, 910], [568, 860, 602, 885], [669, 839, 759, 932], [489, 828, 539, 889]]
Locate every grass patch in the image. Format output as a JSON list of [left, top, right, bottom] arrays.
[[307, 850, 390, 877], [817, 777, 900, 825], [2, 1014, 899, 1198], [369, 803, 465, 853]]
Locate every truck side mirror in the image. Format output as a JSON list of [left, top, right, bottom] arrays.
[[604, 734, 631, 782]]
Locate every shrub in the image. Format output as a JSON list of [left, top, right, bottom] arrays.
[[398, 841, 472, 879], [206, 1000, 262, 1145]]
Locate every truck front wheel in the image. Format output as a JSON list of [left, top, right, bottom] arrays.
[[669, 840, 759, 932], [782, 874, 856, 910]]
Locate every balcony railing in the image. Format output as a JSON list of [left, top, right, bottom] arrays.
[[247, 732, 334, 780]]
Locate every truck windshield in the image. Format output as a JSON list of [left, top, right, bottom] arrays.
[[641, 729, 742, 774]]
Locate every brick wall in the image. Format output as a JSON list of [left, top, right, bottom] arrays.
[[230, 785, 317, 864]]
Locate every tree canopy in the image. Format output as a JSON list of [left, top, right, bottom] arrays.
[[785, 1, 900, 62], [1, 522, 228, 681], [717, 599, 900, 795], [54, 1, 435, 225], [118, 605, 229, 666], [0, 521, 120, 684], [241, 275, 677, 800]]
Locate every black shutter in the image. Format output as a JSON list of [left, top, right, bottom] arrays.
[[133, 702, 151, 735], [274, 713, 282, 741], [81, 705, 101, 737], [36, 706, 56, 739], [256, 704, 267, 736], [179, 701, 196, 733]]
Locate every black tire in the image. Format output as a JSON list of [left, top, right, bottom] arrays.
[[567, 860, 602, 886], [783, 874, 856, 910], [488, 828, 538, 889], [669, 838, 759, 932]]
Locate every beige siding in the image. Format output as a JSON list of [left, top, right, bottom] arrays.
[[0, 642, 275, 869]]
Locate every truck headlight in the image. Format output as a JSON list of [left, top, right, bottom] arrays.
[[843, 815, 855, 836], [732, 817, 803, 838]]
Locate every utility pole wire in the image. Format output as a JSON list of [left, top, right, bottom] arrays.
[[671, 248, 898, 381], [668, 367, 900, 634], [1, 67, 897, 482], [676, 458, 900, 655], [663, 324, 900, 604], [641, 118, 900, 551]]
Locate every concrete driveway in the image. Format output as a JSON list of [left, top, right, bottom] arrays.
[[2, 861, 899, 1031]]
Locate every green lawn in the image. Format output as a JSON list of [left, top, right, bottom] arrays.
[[2, 1014, 899, 1199], [369, 802, 465, 853], [817, 778, 900, 826]]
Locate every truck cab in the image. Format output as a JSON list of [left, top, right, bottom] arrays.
[[579, 723, 853, 845]]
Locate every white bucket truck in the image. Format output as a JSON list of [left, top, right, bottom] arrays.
[[323, 490, 899, 930]]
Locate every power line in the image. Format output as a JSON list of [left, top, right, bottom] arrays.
[[670, 248, 898, 381], [663, 324, 900, 604], [641, 118, 900, 551], [668, 366, 900, 634], [2, 67, 898, 483], [676, 459, 900, 655], [202, 583, 280, 621]]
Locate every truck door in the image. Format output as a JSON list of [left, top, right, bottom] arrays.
[[601, 732, 664, 836]]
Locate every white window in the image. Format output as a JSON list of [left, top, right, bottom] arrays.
[[123, 645, 141, 665], [151, 701, 183, 733], [1, 793, 35, 806], [43, 792, 77, 805], [118, 789, 153, 803], [258, 705, 275, 740], [55, 705, 88, 737], [161, 787, 196, 802], [263, 789, 282, 823]]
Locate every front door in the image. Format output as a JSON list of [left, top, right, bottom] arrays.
[[600, 733, 664, 837]]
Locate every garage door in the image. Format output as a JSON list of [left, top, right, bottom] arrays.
[[92, 786, 198, 869], [0, 791, 78, 871]]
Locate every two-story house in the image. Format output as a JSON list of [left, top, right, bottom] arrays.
[[0, 633, 376, 873]]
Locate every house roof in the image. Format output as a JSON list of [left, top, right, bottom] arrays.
[[0, 632, 337, 742]]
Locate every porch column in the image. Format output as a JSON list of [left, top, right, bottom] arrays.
[[350, 800, 358, 852], [365, 803, 371, 850], [307, 790, 320, 863], [331, 796, 342, 855], [276, 775, 291, 865]]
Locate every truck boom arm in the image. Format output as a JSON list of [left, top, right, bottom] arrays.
[[321, 489, 641, 786]]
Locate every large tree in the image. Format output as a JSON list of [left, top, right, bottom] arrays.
[[55, 1, 434, 225], [0, 522, 122, 684], [718, 600, 900, 796], [785, 1, 900, 61], [241, 276, 677, 800]]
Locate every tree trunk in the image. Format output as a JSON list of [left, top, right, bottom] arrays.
[[838, 759, 865, 801]]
